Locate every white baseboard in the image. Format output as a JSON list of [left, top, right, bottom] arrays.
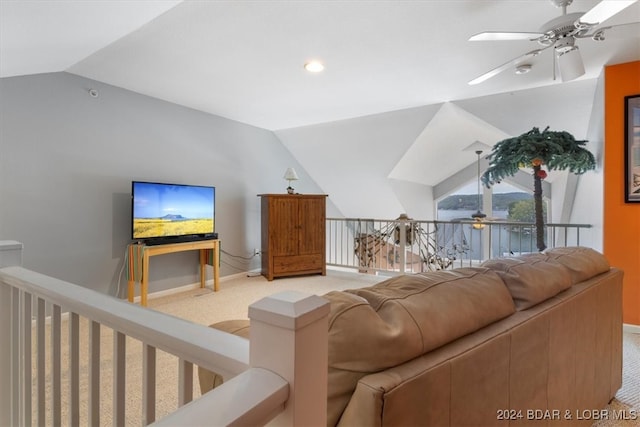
[[135, 270, 260, 303], [132, 282, 201, 303], [623, 323, 640, 334]]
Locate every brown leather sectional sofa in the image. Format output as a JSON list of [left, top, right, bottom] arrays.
[[199, 246, 623, 426]]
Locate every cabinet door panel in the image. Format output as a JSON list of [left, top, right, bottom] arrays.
[[299, 197, 325, 255], [270, 197, 298, 256]]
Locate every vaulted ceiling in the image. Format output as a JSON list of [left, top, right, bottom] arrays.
[[3, 0, 638, 130], [1, 0, 638, 217]]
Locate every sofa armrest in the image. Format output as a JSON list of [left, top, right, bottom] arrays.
[[197, 319, 250, 394], [339, 365, 452, 427]]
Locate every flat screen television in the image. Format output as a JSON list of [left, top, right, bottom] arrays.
[[131, 181, 216, 245]]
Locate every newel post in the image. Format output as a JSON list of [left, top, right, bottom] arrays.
[[248, 291, 330, 426], [0, 240, 24, 427]]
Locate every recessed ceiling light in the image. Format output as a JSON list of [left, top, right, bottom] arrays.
[[304, 61, 324, 73]]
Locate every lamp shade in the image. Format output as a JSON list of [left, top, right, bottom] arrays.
[[283, 167, 299, 181], [557, 47, 585, 82]]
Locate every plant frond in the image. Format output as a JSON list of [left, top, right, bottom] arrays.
[[481, 127, 596, 187]]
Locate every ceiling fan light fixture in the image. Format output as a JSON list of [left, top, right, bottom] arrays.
[[557, 45, 585, 81], [472, 218, 486, 230], [554, 35, 577, 53], [471, 210, 487, 219]]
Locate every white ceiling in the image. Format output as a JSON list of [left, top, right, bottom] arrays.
[[0, 1, 181, 78], [1, 0, 638, 218], [389, 103, 510, 186], [2, 0, 639, 131]]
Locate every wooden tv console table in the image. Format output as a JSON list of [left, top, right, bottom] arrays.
[[126, 239, 220, 307]]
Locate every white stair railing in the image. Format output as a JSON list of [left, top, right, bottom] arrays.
[[0, 241, 329, 427]]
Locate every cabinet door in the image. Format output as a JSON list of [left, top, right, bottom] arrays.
[[270, 197, 299, 256], [299, 197, 325, 255]]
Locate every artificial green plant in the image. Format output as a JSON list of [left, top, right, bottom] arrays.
[[481, 127, 596, 251]]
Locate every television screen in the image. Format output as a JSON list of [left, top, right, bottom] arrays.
[[132, 181, 215, 242]]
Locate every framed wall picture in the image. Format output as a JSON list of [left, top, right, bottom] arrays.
[[625, 94, 640, 203]]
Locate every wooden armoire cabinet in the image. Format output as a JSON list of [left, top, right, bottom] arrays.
[[259, 194, 327, 281]]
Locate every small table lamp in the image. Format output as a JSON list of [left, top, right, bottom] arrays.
[[283, 167, 299, 194]]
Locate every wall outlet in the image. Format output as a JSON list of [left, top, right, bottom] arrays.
[[254, 248, 261, 256]]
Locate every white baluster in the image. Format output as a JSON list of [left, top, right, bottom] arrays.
[[143, 344, 156, 425], [52, 304, 62, 426], [113, 331, 126, 426], [23, 292, 32, 427], [37, 298, 45, 426], [69, 312, 80, 425], [178, 359, 193, 406], [89, 320, 101, 426]]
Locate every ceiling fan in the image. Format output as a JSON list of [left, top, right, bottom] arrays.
[[468, 0, 639, 85]]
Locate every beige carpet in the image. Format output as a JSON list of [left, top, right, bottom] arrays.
[[594, 331, 640, 427], [33, 269, 640, 426]]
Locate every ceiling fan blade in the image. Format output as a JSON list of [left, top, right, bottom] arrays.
[[469, 31, 544, 41], [468, 48, 547, 85], [577, 0, 638, 26], [581, 21, 640, 39]]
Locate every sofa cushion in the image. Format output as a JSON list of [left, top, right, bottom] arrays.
[[324, 267, 515, 426], [481, 253, 573, 310], [544, 246, 610, 284]]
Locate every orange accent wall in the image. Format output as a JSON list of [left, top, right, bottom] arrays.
[[604, 61, 640, 326]]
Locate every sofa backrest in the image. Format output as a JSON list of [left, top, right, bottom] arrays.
[[545, 246, 611, 283], [324, 267, 515, 426], [481, 246, 610, 310]]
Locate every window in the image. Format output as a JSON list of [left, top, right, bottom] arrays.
[[437, 181, 539, 222]]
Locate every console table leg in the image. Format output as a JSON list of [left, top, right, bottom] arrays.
[[199, 250, 206, 289], [213, 243, 220, 292], [127, 280, 134, 303], [142, 253, 150, 307]]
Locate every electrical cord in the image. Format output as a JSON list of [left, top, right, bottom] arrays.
[[220, 259, 251, 272], [115, 247, 128, 299], [221, 248, 257, 261], [220, 249, 262, 275]]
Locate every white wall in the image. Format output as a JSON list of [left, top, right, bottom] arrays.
[[0, 72, 329, 296], [567, 73, 606, 251], [276, 105, 440, 219]]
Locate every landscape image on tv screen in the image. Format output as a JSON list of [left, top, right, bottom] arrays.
[[132, 182, 215, 240]]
